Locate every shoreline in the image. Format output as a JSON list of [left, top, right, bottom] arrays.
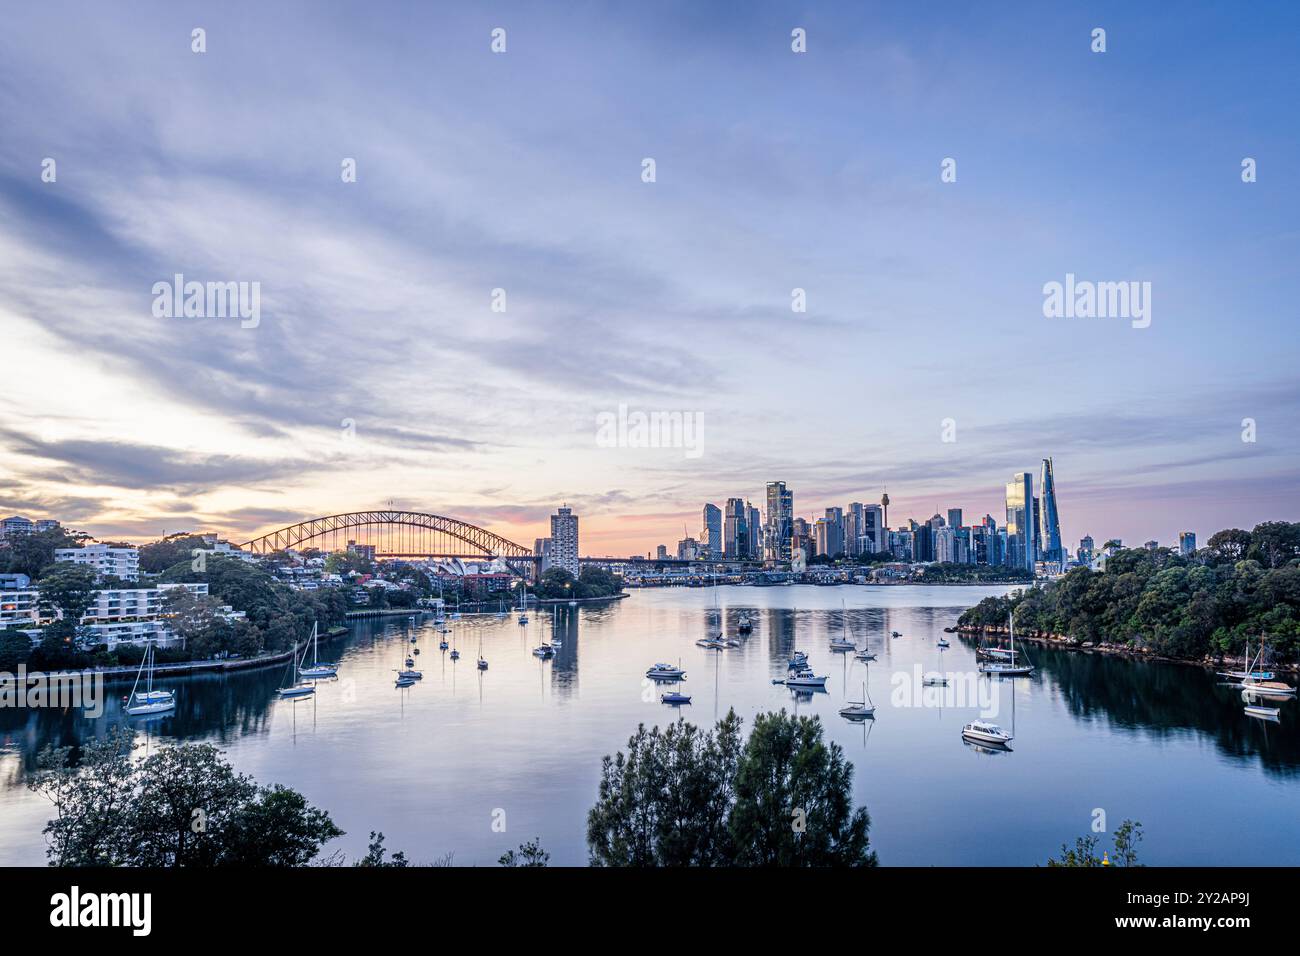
[[6, 624, 352, 686], [957, 625, 1300, 675]]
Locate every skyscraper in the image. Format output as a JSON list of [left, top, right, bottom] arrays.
[[724, 498, 748, 559], [947, 508, 963, 533], [1037, 457, 1063, 568], [1179, 531, 1196, 557], [550, 505, 580, 577], [1005, 473, 1036, 572], [823, 507, 844, 557], [701, 503, 722, 557], [864, 503, 885, 553], [765, 481, 793, 562], [746, 502, 762, 558]]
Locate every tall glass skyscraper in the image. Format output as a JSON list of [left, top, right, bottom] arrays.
[[765, 481, 793, 562], [701, 503, 722, 557], [1005, 472, 1036, 572], [1037, 457, 1063, 568]]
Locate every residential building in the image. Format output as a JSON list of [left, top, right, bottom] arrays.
[[54, 543, 140, 582], [0, 516, 34, 539], [550, 505, 580, 577]]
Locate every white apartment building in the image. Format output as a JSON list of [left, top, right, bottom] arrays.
[[54, 543, 140, 581], [0, 582, 239, 649]]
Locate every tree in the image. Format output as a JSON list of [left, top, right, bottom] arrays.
[[1206, 528, 1251, 564], [499, 838, 550, 867], [0, 527, 86, 579], [1246, 521, 1300, 569], [587, 709, 876, 867], [729, 711, 876, 867], [0, 628, 34, 670], [29, 730, 342, 867], [35, 564, 98, 650], [355, 831, 409, 867], [588, 711, 741, 866], [1046, 819, 1144, 867]]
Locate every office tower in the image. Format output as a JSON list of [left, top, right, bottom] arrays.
[[813, 517, 831, 557], [935, 526, 957, 562], [676, 536, 700, 560], [1037, 458, 1064, 567], [889, 529, 913, 561], [655, 544, 668, 560], [701, 503, 722, 558], [824, 507, 844, 557], [947, 508, 963, 533], [550, 505, 580, 577], [724, 498, 748, 559], [1179, 531, 1196, 557], [953, 526, 972, 563], [765, 481, 793, 562], [864, 503, 885, 553], [746, 502, 762, 558], [1005, 472, 1036, 572], [845, 503, 864, 557], [1078, 535, 1094, 565]]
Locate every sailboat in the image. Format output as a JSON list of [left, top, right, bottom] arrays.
[[477, 633, 488, 670], [517, 587, 529, 625], [298, 623, 339, 678], [276, 641, 316, 699], [124, 641, 176, 716], [839, 676, 875, 720], [495, 599, 508, 620], [829, 600, 856, 651], [979, 612, 1033, 676]]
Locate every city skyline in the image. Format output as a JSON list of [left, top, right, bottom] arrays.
[[1, 3, 1297, 556]]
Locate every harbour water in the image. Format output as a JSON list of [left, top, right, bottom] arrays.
[[1, 584, 1296, 866]]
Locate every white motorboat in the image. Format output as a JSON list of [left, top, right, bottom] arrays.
[[395, 676, 416, 688], [124, 641, 176, 716], [785, 670, 828, 688], [961, 720, 1013, 746], [1244, 703, 1281, 721], [646, 662, 686, 680], [661, 690, 692, 705], [737, 614, 754, 634], [396, 668, 423, 680], [532, 644, 555, 658], [787, 652, 809, 669], [696, 637, 725, 649], [922, 674, 950, 686]]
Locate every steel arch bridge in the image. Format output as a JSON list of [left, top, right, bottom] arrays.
[[240, 511, 535, 562]]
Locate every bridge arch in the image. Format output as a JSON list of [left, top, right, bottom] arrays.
[[240, 510, 534, 559]]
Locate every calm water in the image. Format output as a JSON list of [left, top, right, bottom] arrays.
[[2, 585, 1297, 866]]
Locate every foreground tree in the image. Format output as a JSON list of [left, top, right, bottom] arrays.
[[29, 728, 342, 866], [587, 709, 875, 867], [1046, 819, 1144, 867], [499, 838, 550, 867]]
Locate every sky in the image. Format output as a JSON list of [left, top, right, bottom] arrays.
[[1, 1, 1297, 557]]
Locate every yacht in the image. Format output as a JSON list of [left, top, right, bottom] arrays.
[[696, 637, 726, 650], [646, 662, 686, 680], [532, 644, 555, 658], [517, 589, 529, 625], [737, 614, 754, 634], [854, 648, 876, 662], [276, 642, 316, 699], [1244, 702, 1281, 721], [450, 648, 460, 661], [439, 638, 449, 650], [937, 637, 951, 649], [787, 651, 810, 669], [395, 675, 416, 688], [922, 673, 950, 686], [978, 613, 1034, 676], [297, 623, 339, 679], [124, 641, 176, 716], [396, 668, 423, 680], [661, 690, 692, 705], [839, 680, 875, 720], [961, 720, 1013, 746], [476, 636, 488, 670], [785, 670, 828, 688], [830, 637, 856, 652]]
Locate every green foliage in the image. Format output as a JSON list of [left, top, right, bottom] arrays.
[[535, 566, 624, 600], [1046, 819, 1144, 867], [138, 533, 212, 575], [916, 562, 1033, 584], [28, 728, 342, 867], [498, 838, 549, 867], [0, 527, 86, 579], [354, 831, 409, 867], [35, 564, 98, 650], [958, 522, 1300, 663], [0, 628, 34, 670], [587, 709, 876, 867]]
